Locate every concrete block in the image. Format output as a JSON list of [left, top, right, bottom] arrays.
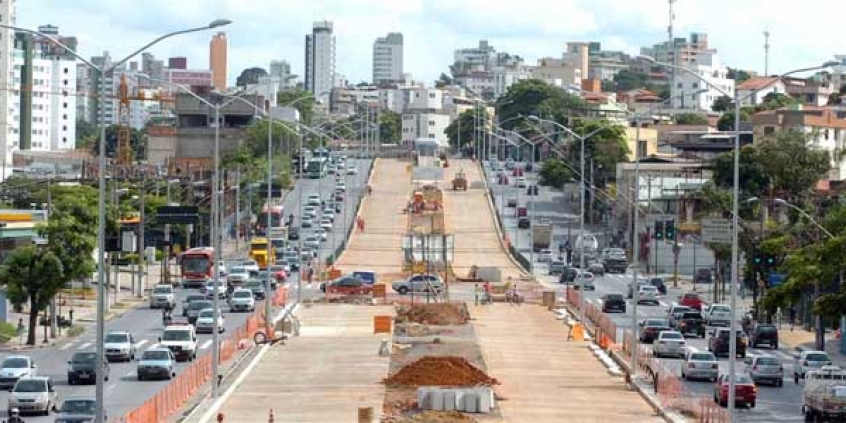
[[443, 391, 457, 411], [462, 392, 479, 413], [417, 387, 433, 409], [454, 390, 467, 412], [477, 387, 493, 412], [431, 389, 444, 411]]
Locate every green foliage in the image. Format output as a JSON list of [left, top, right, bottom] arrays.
[[756, 130, 830, 201], [379, 110, 401, 144], [243, 118, 298, 159], [235, 67, 268, 87], [568, 119, 629, 183], [759, 92, 796, 111], [76, 119, 98, 150], [277, 88, 315, 125], [674, 113, 709, 125], [727, 67, 752, 84], [445, 107, 486, 149], [717, 109, 752, 131], [89, 125, 147, 159], [600, 80, 616, 92], [711, 145, 769, 196], [435, 73, 453, 88], [0, 246, 64, 345], [538, 158, 573, 188], [613, 70, 649, 91], [711, 95, 733, 112], [0, 322, 16, 343], [495, 79, 588, 130]]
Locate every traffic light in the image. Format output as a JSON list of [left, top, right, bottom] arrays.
[[765, 254, 776, 267], [654, 220, 665, 239], [752, 251, 763, 266], [665, 220, 676, 240]]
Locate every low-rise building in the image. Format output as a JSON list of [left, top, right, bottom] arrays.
[[669, 52, 734, 112], [736, 77, 786, 107], [783, 77, 834, 107]]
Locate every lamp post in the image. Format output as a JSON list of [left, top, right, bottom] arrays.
[[640, 54, 837, 423], [0, 20, 232, 422]]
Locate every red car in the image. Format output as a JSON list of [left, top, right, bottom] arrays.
[[679, 292, 705, 311], [322, 276, 373, 296], [269, 265, 288, 282], [713, 374, 757, 408]]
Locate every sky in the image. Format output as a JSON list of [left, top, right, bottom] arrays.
[[17, 0, 846, 86]]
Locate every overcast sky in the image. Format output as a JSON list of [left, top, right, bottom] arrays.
[[18, 0, 845, 86]]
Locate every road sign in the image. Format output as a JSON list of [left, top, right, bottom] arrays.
[[156, 206, 199, 224], [700, 218, 732, 244], [768, 272, 786, 287]]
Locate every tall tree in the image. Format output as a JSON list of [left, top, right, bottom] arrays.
[[717, 108, 752, 131], [727, 67, 752, 84], [759, 92, 796, 110], [496, 79, 587, 130], [276, 88, 316, 125], [711, 95, 733, 112], [435, 73, 453, 88], [711, 145, 769, 196], [613, 70, 649, 91], [568, 119, 629, 184], [379, 110, 401, 144], [236, 67, 268, 87], [0, 246, 64, 345], [445, 107, 487, 149], [756, 130, 830, 202], [538, 158, 573, 188]]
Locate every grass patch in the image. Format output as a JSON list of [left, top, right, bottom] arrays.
[[0, 322, 17, 343], [66, 326, 85, 338]]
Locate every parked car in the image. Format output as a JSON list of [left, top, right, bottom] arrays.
[[695, 268, 713, 284], [323, 276, 374, 296], [9, 376, 58, 415], [67, 351, 108, 385], [653, 330, 686, 358], [679, 292, 705, 311], [149, 284, 176, 309], [601, 293, 626, 313], [682, 350, 718, 381], [0, 356, 37, 390], [55, 398, 99, 422], [637, 285, 660, 305], [749, 323, 779, 349], [708, 328, 748, 358], [794, 351, 833, 382], [713, 374, 757, 408], [639, 318, 671, 343], [746, 355, 784, 386], [195, 308, 225, 334], [676, 311, 706, 338], [392, 274, 444, 295], [137, 347, 177, 381], [104, 331, 136, 362]]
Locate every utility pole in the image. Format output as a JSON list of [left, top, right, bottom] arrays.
[[138, 173, 146, 298], [763, 29, 771, 77], [235, 170, 240, 253], [588, 157, 594, 226], [668, 0, 677, 107], [47, 178, 57, 338]]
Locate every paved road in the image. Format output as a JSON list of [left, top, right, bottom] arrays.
[[0, 159, 371, 422]]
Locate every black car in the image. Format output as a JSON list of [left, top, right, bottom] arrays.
[[558, 267, 578, 284], [708, 328, 747, 358], [639, 319, 671, 343], [694, 268, 713, 284], [677, 312, 706, 338], [288, 227, 300, 241], [601, 293, 626, 313], [649, 277, 667, 295], [67, 351, 109, 385], [750, 323, 779, 349], [517, 217, 531, 229], [603, 258, 627, 273]]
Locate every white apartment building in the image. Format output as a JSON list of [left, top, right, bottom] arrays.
[[669, 52, 735, 111], [373, 32, 403, 84], [305, 21, 335, 105], [331, 85, 379, 115], [530, 58, 582, 88], [401, 112, 450, 147], [0, 0, 16, 177], [491, 65, 531, 98], [736, 77, 786, 108]]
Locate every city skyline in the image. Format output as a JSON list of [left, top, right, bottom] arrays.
[[17, 0, 846, 87]]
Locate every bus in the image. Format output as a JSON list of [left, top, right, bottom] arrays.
[[307, 157, 329, 179], [313, 147, 330, 159], [255, 203, 284, 236], [249, 237, 274, 270], [180, 247, 214, 288]]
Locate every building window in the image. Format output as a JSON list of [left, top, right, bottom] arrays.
[[63, 114, 67, 120], [764, 127, 775, 136], [62, 137, 67, 143], [63, 102, 67, 108]]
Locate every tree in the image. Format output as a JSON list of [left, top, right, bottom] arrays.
[[711, 145, 769, 196], [277, 88, 315, 125], [496, 79, 587, 130], [236, 67, 268, 87], [243, 118, 297, 158], [613, 70, 649, 91], [600, 79, 616, 93], [76, 119, 98, 150], [435, 73, 453, 88], [756, 130, 830, 202], [759, 92, 796, 111], [674, 113, 709, 125], [379, 110, 401, 144], [717, 108, 752, 131], [538, 158, 573, 188], [89, 125, 147, 159], [568, 119, 629, 184], [38, 194, 98, 288], [711, 95, 733, 112], [0, 246, 64, 345], [445, 107, 486, 150], [727, 67, 752, 84]]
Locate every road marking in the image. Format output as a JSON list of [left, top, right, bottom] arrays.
[[199, 340, 213, 350], [135, 339, 148, 349], [123, 371, 136, 378], [59, 341, 76, 351], [78, 342, 92, 350], [659, 301, 668, 307]]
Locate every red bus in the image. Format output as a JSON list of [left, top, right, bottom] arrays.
[[180, 247, 214, 288], [255, 203, 284, 236]]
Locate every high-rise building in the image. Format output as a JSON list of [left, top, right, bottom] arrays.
[[0, 0, 16, 176], [33, 24, 78, 60], [269, 60, 293, 88], [305, 21, 335, 105], [210, 32, 228, 91], [373, 32, 403, 85], [168, 57, 187, 70], [641, 33, 713, 68]]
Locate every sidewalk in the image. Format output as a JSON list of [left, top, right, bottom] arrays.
[[779, 327, 846, 363], [472, 304, 662, 423]]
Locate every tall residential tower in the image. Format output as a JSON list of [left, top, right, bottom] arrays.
[[373, 32, 403, 85], [210, 32, 228, 91], [304, 21, 335, 105]]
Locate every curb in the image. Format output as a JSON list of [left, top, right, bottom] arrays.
[[474, 160, 529, 276], [333, 158, 377, 266]]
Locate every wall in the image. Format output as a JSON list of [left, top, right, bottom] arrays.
[[624, 126, 658, 160]]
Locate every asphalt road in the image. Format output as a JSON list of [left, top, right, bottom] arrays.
[[0, 159, 371, 422]]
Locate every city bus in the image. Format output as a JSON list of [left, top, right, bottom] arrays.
[[180, 247, 214, 288], [255, 203, 284, 236], [307, 157, 329, 179]]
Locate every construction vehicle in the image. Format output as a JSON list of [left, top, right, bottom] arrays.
[[803, 366, 846, 421], [452, 170, 468, 191], [532, 220, 552, 252]]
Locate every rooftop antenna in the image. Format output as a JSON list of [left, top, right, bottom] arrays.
[[763, 29, 770, 77]]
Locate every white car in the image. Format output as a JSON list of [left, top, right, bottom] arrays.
[[137, 347, 176, 381], [0, 356, 37, 390], [703, 304, 731, 327], [217, 260, 228, 276], [320, 218, 333, 230], [158, 324, 197, 362], [8, 376, 57, 415], [336, 183, 346, 192], [226, 266, 250, 285], [795, 350, 833, 381], [322, 209, 336, 222], [637, 285, 660, 305], [149, 284, 176, 309], [240, 260, 260, 274], [301, 215, 314, 228], [303, 206, 318, 218], [229, 288, 256, 312], [304, 235, 320, 250], [516, 177, 528, 188], [537, 249, 553, 263], [573, 271, 595, 290], [307, 194, 321, 206], [652, 331, 686, 358], [203, 280, 227, 300], [347, 167, 358, 175], [104, 331, 136, 362], [682, 350, 718, 381], [195, 308, 225, 334], [316, 228, 329, 242]]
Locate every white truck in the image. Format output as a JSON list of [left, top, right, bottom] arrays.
[[702, 304, 731, 327], [158, 324, 198, 362], [572, 234, 599, 267], [803, 366, 846, 421]]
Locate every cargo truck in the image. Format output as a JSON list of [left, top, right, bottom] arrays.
[[532, 221, 552, 252], [803, 366, 846, 421]]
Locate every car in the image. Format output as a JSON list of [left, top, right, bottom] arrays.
[[322, 209, 336, 222], [703, 304, 732, 327], [320, 218, 333, 230], [676, 311, 706, 338], [67, 351, 108, 385], [181, 293, 207, 317], [750, 323, 779, 349], [9, 376, 58, 415], [516, 177, 528, 188], [104, 331, 136, 362], [203, 280, 227, 300], [285, 257, 300, 272], [588, 260, 605, 276], [0, 356, 37, 390], [254, 270, 277, 289], [324, 276, 374, 296], [572, 271, 595, 290], [149, 284, 176, 309], [601, 293, 626, 313], [391, 274, 444, 295], [229, 288, 256, 312], [679, 292, 705, 311], [316, 228, 329, 242], [667, 305, 694, 328], [307, 194, 321, 206], [288, 226, 301, 240], [347, 167, 358, 175], [708, 328, 747, 358], [526, 185, 539, 195], [745, 355, 784, 386], [184, 300, 212, 325], [304, 235, 320, 250], [548, 260, 569, 275], [794, 351, 833, 382], [695, 268, 713, 284], [336, 183, 346, 192], [627, 278, 651, 298], [640, 319, 671, 343], [506, 197, 517, 207], [682, 350, 718, 381], [269, 264, 289, 282], [303, 206, 318, 218], [159, 324, 198, 362], [601, 248, 627, 261], [648, 277, 667, 295], [217, 260, 228, 276], [243, 279, 267, 300], [517, 217, 530, 229], [195, 308, 225, 334], [226, 266, 250, 286], [653, 330, 686, 358], [713, 373, 757, 408], [558, 267, 579, 284], [301, 216, 314, 228], [137, 347, 177, 381], [55, 397, 99, 422], [637, 285, 660, 305], [537, 249, 553, 263], [240, 260, 260, 274]]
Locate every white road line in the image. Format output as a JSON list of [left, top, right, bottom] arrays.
[[134, 339, 148, 349], [199, 339, 213, 350], [59, 342, 76, 351], [123, 371, 136, 378], [78, 342, 92, 350], [659, 301, 668, 307]]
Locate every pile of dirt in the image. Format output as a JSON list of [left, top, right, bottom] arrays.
[[384, 356, 498, 387], [384, 410, 478, 423], [396, 303, 470, 326]]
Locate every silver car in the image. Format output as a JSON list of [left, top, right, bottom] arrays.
[[652, 330, 686, 358], [226, 266, 250, 286], [104, 331, 136, 362], [0, 356, 37, 390], [137, 347, 176, 381], [746, 355, 784, 386], [9, 376, 58, 415], [149, 284, 176, 309], [682, 350, 718, 381]]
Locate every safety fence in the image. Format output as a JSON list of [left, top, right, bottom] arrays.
[[564, 287, 728, 423], [120, 287, 288, 423]]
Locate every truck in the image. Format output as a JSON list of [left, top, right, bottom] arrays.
[[532, 220, 552, 252], [803, 366, 846, 421], [249, 237, 274, 270], [572, 234, 599, 267]]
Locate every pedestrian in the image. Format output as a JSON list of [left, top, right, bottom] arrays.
[[789, 306, 797, 331], [307, 267, 314, 284], [474, 283, 480, 306], [360, 218, 366, 232], [483, 281, 492, 304]]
